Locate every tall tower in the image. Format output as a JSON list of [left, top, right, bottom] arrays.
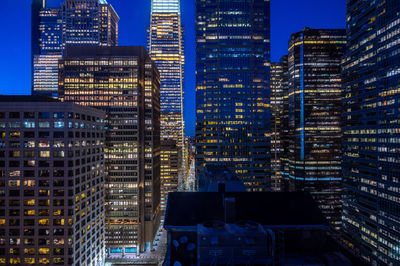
[[148, 0, 185, 211], [148, 0, 185, 151], [286, 28, 346, 230], [195, 0, 271, 192], [31, 0, 119, 97], [59, 46, 161, 256], [342, 0, 400, 265], [270, 55, 288, 192]]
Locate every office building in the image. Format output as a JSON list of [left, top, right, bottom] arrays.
[[59, 46, 161, 256], [0, 95, 106, 266], [160, 139, 180, 214], [285, 28, 345, 230], [62, 0, 119, 47], [148, 0, 185, 152], [342, 0, 400, 265], [270, 55, 288, 192], [32, 0, 63, 97], [31, 0, 119, 97], [195, 0, 271, 191], [164, 191, 361, 265]]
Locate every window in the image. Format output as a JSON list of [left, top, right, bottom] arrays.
[[23, 112, 35, 119], [23, 122, 35, 128], [39, 122, 50, 128], [53, 112, 64, 119], [39, 112, 50, 119], [9, 112, 20, 119], [54, 122, 64, 128], [39, 151, 50, 158]]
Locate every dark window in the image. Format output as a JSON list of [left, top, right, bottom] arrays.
[[39, 112, 50, 119], [24, 112, 35, 119], [9, 112, 20, 119]]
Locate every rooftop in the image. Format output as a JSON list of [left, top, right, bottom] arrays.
[[165, 191, 328, 228], [0, 95, 59, 102]]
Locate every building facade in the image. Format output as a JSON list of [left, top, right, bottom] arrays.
[[0, 96, 106, 266], [148, 0, 185, 150], [148, 0, 185, 214], [59, 46, 161, 256], [270, 55, 288, 192], [195, 0, 271, 192], [342, 0, 400, 265], [31, 0, 119, 97], [285, 28, 345, 230], [160, 139, 180, 214]]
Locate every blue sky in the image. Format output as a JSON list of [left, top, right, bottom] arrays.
[[0, 0, 346, 136]]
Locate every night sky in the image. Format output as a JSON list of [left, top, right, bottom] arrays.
[[0, 0, 346, 136]]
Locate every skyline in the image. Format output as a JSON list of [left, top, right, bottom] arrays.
[[0, 0, 346, 136]]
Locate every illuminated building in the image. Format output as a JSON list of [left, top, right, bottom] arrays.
[[195, 0, 271, 192], [0, 95, 106, 266], [31, 0, 119, 97], [342, 0, 400, 265], [31, 0, 63, 97], [271, 55, 288, 192], [160, 139, 180, 214], [285, 28, 345, 230], [62, 0, 119, 47], [148, 0, 185, 218], [59, 46, 161, 256]]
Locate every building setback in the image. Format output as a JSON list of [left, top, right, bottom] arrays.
[[31, 0, 119, 97], [195, 0, 271, 192], [0, 96, 106, 266], [342, 0, 400, 265], [284, 28, 346, 231], [270, 55, 288, 192], [59, 46, 161, 256]]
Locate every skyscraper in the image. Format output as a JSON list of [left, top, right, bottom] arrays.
[[285, 28, 345, 230], [0, 96, 106, 266], [342, 0, 400, 264], [148, 0, 185, 161], [59, 46, 161, 255], [271, 55, 288, 192], [148, 0, 185, 215], [195, 0, 271, 192], [31, 0, 119, 97], [62, 0, 119, 47], [32, 0, 63, 97]]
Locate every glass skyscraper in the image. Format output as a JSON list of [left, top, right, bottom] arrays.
[[285, 28, 346, 230], [31, 0, 119, 97], [195, 0, 271, 192], [342, 0, 400, 264], [148, 0, 185, 155]]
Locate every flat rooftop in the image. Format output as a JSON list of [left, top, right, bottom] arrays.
[[164, 191, 329, 228]]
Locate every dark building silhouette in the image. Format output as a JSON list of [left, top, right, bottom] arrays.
[[342, 0, 400, 265], [195, 0, 271, 192], [164, 191, 359, 265]]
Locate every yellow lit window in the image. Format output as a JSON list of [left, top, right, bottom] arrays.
[[24, 258, 35, 264], [39, 258, 50, 264], [38, 219, 49, 226], [38, 248, 49, 255]]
